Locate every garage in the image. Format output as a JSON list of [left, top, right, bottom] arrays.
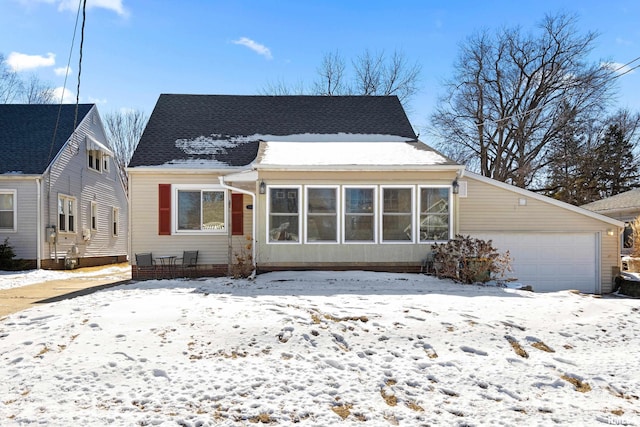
[[474, 232, 599, 293]]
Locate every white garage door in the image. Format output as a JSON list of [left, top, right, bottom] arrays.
[[473, 233, 599, 293]]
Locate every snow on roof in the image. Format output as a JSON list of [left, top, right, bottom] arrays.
[[258, 141, 451, 167]]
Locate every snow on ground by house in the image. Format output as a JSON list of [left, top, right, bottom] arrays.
[[1, 270, 639, 426], [0, 265, 130, 291]]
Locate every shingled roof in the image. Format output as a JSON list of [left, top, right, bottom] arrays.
[[0, 104, 93, 175], [128, 95, 418, 168], [582, 189, 640, 214]]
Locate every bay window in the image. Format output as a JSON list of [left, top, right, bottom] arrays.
[[268, 187, 300, 242]]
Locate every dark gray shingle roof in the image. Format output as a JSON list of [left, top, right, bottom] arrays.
[[129, 95, 417, 168], [0, 104, 93, 174]]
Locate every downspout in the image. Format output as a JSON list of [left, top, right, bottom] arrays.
[[36, 178, 42, 269], [218, 176, 257, 273]]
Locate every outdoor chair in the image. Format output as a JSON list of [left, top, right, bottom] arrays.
[[135, 252, 157, 279], [179, 250, 199, 277]]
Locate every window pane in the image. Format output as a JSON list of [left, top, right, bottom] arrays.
[[269, 215, 299, 241], [270, 188, 298, 213], [0, 212, 13, 228], [0, 194, 13, 210], [308, 188, 336, 213], [345, 188, 373, 213], [383, 215, 412, 241], [202, 191, 225, 230], [178, 191, 201, 230], [58, 198, 65, 231], [345, 215, 374, 241], [383, 188, 411, 213], [420, 188, 449, 241], [308, 215, 337, 242]]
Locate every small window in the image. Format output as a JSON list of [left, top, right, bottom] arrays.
[[344, 187, 376, 243], [306, 187, 338, 243], [381, 187, 414, 242], [88, 149, 102, 172], [90, 201, 98, 231], [58, 194, 76, 233], [175, 186, 227, 233], [112, 207, 119, 236], [418, 187, 450, 242], [0, 190, 16, 231], [268, 187, 300, 242]]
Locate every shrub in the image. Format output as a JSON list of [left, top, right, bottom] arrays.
[[431, 235, 512, 284], [0, 237, 16, 270], [230, 235, 254, 279]]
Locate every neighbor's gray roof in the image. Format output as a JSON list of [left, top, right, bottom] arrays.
[[0, 104, 93, 175], [128, 95, 419, 168], [581, 189, 640, 213]]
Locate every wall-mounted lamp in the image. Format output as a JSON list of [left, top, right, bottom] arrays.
[[452, 178, 459, 195], [607, 229, 615, 236], [259, 180, 266, 194]]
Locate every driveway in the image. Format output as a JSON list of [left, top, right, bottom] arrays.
[[0, 263, 131, 317]]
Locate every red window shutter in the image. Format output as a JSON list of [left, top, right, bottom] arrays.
[[158, 184, 171, 235], [231, 193, 244, 236]]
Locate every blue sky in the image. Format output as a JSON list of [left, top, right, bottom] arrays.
[[2, 0, 639, 134]]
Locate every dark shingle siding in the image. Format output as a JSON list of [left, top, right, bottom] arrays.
[[0, 104, 93, 174], [129, 95, 417, 168]]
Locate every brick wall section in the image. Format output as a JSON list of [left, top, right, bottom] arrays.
[[132, 264, 228, 280]]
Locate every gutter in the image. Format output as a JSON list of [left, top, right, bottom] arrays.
[[218, 176, 257, 273]]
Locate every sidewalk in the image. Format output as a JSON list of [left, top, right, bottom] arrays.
[[0, 263, 132, 317]]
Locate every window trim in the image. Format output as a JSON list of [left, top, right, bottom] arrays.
[[266, 185, 302, 244], [0, 189, 17, 232], [172, 184, 228, 235], [380, 185, 415, 244], [342, 185, 378, 244], [304, 185, 340, 244], [112, 206, 119, 237], [58, 194, 77, 234], [417, 185, 453, 244], [90, 201, 98, 231]]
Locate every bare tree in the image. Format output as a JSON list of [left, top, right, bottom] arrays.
[[0, 53, 22, 103], [431, 13, 615, 188], [103, 109, 148, 191], [21, 74, 56, 104], [262, 49, 421, 107], [312, 50, 347, 96]]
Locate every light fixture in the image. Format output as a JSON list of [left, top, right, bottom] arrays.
[[452, 178, 459, 195], [259, 180, 266, 194], [607, 229, 615, 236]]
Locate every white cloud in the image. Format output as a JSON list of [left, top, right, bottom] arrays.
[[7, 51, 55, 72], [52, 86, 75, 103], [88, 96, 108, 104], [54, 65, 71, 77], [232, 37, 273, 60], [604, 61, 635, 75], [17, 0, 129, 17]]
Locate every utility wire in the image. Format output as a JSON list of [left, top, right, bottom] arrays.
[[46, 0, 84, 166], [73, 0, 87, 131]]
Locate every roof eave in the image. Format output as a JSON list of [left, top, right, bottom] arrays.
[[255, 164, 465, 172]]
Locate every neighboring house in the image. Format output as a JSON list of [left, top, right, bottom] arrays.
[[582, 189, 640, 255], [128, 94, 622, 293], [0, 104, 128, 269]]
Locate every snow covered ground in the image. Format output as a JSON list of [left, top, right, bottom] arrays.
[[1, 270, 639, 426]]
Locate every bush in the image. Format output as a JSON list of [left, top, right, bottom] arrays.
[[0, 237, 16, 270], [230, 235, 254, 279], [431, 235, 512, 284]]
